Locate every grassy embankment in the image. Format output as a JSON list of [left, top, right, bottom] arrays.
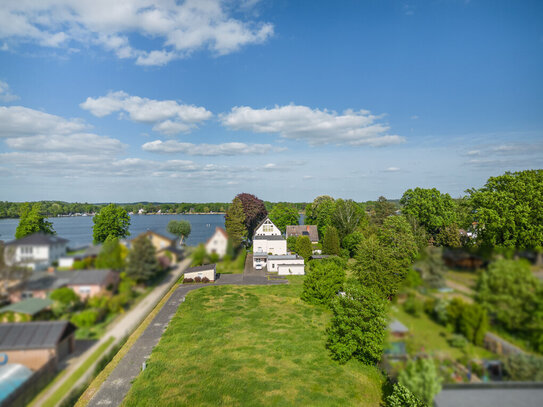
[[123, 277, 383, 406]]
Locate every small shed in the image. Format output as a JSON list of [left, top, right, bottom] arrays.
[[184, 264, 216, 281], [389, 319, 409, 338], [0, 321, 76, 370], [0, 298, 53, 322]]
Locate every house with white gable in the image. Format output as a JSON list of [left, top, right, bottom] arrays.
[[252, 217, 305, 275], [4, 233, 68, 271], [205, 227, 228, 258]]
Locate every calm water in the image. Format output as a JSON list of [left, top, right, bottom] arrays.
[[0, 214, 225, 248]]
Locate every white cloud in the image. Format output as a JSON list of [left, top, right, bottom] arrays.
[[0, 0, 274, 66], [467, 150, 480, 156], [142, 139, 279, 156], [80, 91, 212, 135], [0, 106, 87, 137], [0, 80, 19, 102], [384, 167, 400, 172], [5, 133, 126, 154], [221, 104, 405, 146]]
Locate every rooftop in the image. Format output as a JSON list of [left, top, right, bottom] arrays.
[[0, 321, 76, 350], [253, 235, 285, 241], [388, 319, 409, 333], [286, 225, 319, 242], [0, 298, 53, 316], [185, 264, 216, 273], [67, 269, 115, 286], [268, 254, 302, 260], [5, 232, 68, 247]]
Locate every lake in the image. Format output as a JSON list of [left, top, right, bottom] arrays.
[[0, 214, 226, 248]]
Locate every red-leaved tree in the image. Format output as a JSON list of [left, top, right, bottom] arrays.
[[236, 193, 268, 240]]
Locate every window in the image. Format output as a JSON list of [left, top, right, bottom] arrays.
[[79, 286, 91, 294], [22, 291, 33, 299], [263, 224, 273, 233]]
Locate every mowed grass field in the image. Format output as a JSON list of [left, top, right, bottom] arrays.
[[123, 278, 383, 406]]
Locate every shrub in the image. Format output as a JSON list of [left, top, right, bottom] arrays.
[[194, 276, 202, 283], [71, 309, 99, 328], [202, 277, 210, 283], [386, 382, 426, 407], [183, 278, 194, 284], [448, 334, 468, 349], [210, 253, 220, 263], [403, 294, 423, 317], [398, 358, 442, 405], [503, 354, 543, 381], [301, 259, 346, 306]]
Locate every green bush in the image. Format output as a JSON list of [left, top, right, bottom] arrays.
[[398, 358, 442, 405], [301, 259, 346, 306], [71, 309, 99, 328], [447, 334, 468, 349], [503, 354, 543, 381], [403, 294, 423, 317], [386, 382, 426, 407]]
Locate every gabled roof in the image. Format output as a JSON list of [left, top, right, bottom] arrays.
[[206, 227, 228, 245], [185, 264, 216, 273], [67, 269, 115, 286], [286, 225, 319, 242], [254, 216, 273, 234], [11, 272, 69, 292], [5, 232, 68, 247], [388, 319, 409, 333], [0, 298, 53, 316], [139, 230, 175, 244], [0, 321, 76, 350]]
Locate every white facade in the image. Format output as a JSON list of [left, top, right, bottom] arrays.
[[205, 227, 228, 258], [252, 217, 287, 268], [5, 236, 68, 271], [58, 257, 75, 268], [184, 266, 216, 281], [268, 255, 305, 275]]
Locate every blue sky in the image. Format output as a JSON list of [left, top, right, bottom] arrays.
[[0, 0, 542, 203]]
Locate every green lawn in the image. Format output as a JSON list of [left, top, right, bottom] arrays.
[[123, 278, 383, 406], [391, 306, 495, 360], [215, 251, 247, 274]]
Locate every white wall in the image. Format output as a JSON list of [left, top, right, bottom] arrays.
[[205, 231, 228, 257], [254, 218, 281, 236], [253, 239, 287, 256], [277, 264, 305, 275], [185, 268, 216, 281], [6, 242, 67, 270]]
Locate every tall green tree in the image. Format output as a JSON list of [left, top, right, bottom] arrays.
[[415, 247, 447, 288], [268, 202, 299, 233], [94, 238, 124, 270], [92, 204, 130, 244], [295, 235, 312, 260], [15, 203, 55, 239], [225, 197, 247, 248], [398, 358, 442, 405], [353, 235, 405, 298], [305, 196, 336, 238], [378, 215, 418, 268], [468, 170, 543, 249], [342, 231, 364, 257], [371, 196, 397, 226], [322, 225, 340, 255], [167, 219, 191, 244], [125, 235, 160, 282], [400, 188, 457, 237], [326, 281, 388, 364], [331, 199, 366, 240], [301, 258, 346, 306]]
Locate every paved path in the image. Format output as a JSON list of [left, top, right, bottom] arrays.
[[33, 259, 191, 407], [87, 273, 286, 407]]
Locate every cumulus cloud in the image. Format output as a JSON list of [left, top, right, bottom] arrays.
[[80, 91, 212, 135], [142, 139, 279, 156], [0, 81, 19, 102], [0, 0, 274, 66], [220, 104, 405, 146], [0, 106, 87, 137]]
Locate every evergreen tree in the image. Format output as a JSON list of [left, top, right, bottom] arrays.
[[322, 225, 340, 255], [398, 358, 442, 405], [125, 235, 159, 282], [295, 235, 312, 260], [225, 197, 247, 248], [15, 203, 55, 239]]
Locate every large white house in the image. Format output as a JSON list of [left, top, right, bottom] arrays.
[[4, 233, 68, 271], [205, 227, 228, 258], [252, 217, 304, 274]]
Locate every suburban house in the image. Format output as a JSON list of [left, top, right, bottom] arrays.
[[286, 225, 319, 244], [57, 244, 102, 269], [9, 269, 118, 302], [125, 231, 182, 265], [0, 298, 53, 322], [0, 321, 76, 370], [184, 264, 216, 281], [8, 272, 71, 303], [66, 269, 119, 300], [205, 227, 228, 258], [4, 233, 68, 271], [252, 217, 305, 274]]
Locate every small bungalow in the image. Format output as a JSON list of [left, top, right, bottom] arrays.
[[0, 321, 76, 370], [8, 272, 70, 303], [389, 319, 409, 339], [66, 269, 119, 300], [4, 233, 68, 271], [0, 298, 53, 322], [286, 225, 319, 244], [205, 227, 228, 258], [184, 264, 216, 281], [267, 254, 305, 275]]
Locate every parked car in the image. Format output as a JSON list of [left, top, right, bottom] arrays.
[[255, 264, 263, 270]]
